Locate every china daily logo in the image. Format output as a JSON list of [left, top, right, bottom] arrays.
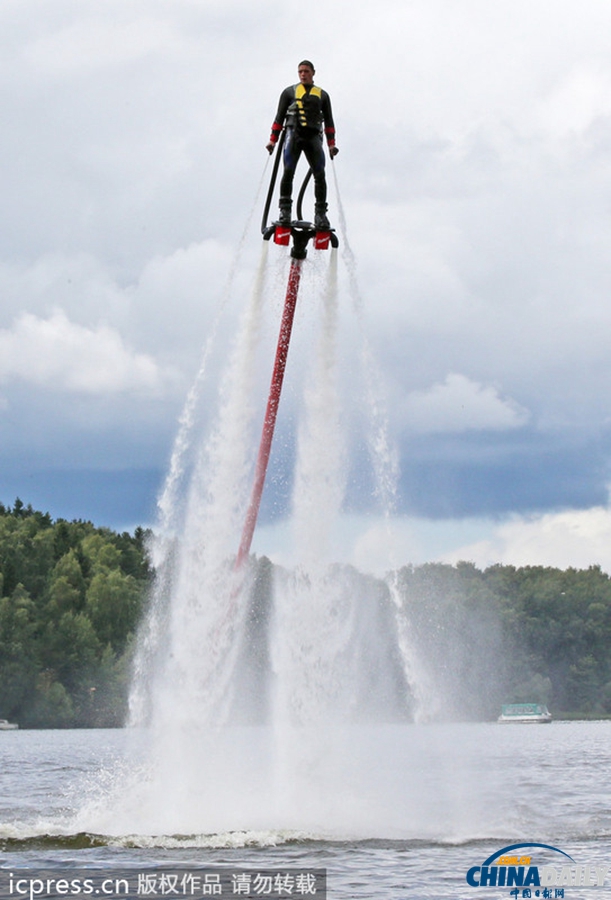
[[466, 843, 610, 894]]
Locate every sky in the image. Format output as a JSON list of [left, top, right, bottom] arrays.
[[2, 0, 611, 573]]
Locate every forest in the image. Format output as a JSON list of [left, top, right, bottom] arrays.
[[394, 560, 611, 721], [1, 499, 611, 727], [0, 499, 151, 728]]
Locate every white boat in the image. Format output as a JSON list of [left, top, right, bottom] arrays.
[[498, 703, 552, 724], [0, 719, 18, 730]]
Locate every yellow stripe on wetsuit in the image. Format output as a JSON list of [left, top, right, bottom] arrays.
[[294, 84, 322, 129]]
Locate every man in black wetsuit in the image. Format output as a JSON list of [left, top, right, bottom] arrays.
[[266, 60, 339, 229]]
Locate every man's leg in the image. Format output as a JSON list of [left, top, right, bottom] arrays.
[[278, 129, 301, 223], [304, 136, 330, 228]]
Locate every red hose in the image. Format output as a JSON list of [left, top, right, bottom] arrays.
[[235, 256, 303, 569]]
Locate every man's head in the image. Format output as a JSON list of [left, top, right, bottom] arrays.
[[298, 61, 315, 85]]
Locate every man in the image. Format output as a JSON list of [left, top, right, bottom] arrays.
[[266, 60, 339, 230]]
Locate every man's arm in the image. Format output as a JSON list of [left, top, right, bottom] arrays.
[[321, 91, 339, 158], [266, 86, 294, 153]]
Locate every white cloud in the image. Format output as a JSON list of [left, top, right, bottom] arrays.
[[442, 504, 611, 572], [23, 17, 178, 75], [0, 309, 177, 395], [256, 507, 611, 577], [399, 373, 530, 434], [536, 64, 611, 140]]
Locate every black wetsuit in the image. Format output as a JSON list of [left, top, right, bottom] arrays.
[[268, 83, 336, 210]]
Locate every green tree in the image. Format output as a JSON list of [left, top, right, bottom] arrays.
[[0, 584, 38, 719], [86, 570, 143, 652], [47, 550, 87, 614], [25, 672, 74, 728]]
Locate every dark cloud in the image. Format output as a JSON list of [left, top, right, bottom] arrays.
[[394, 433, 610, 519]]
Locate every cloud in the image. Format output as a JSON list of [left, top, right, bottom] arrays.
[[441, 503, 611, 572], [535, 64, 611, 139], [22, 17, 178, 75], [255, 506, 611, 577], [0, 309, 176, 395], [2, 0, 611, 534], [399, 373, 530, 434]]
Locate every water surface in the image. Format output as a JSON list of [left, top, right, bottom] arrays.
[[1, 722, 610, 898]]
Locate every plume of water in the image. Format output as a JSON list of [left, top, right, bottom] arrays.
[[129, 243, 270, 730], [271, 252, 347, 713], [261, 247, 412, 831], [330, 167, 441, 718], [104, 242, 278, 835], [129, 161, 274, 726], [386, 572, 443, 723], [290, 249, 344, 571], [331, 166, 398, 522], [157, 157, 272, 541]]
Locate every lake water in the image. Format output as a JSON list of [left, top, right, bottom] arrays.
[[1, 722, 610, 899]]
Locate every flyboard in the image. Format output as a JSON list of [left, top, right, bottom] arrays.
[[234, 130, 339, 569]]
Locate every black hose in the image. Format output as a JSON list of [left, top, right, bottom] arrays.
[[296, 168, 313, 221], [261, 130, 286, 234]]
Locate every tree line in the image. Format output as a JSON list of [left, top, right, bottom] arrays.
[[394, 560, 611, 720], [1, 499, 611, 726]]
